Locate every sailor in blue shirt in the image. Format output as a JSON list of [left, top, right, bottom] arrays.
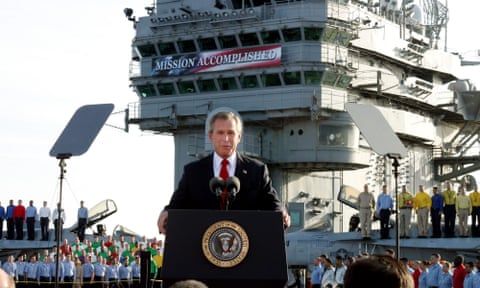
[[6, 200, 15, 240], [0, 202, 5, 239], [15, 255, 26, 283], [106, 258, 120, 288], [2, 255, 16, 278], [25, 255, 39, 284], [310, 257, 323, 288], [431, 187, 444, 238], [118, 258, 132, 288], [438, 262, 452, 288], [131, 256, 141, 288], [426, 253, 442, 288], [62, 254, 76, 283], [93, 256, 107, 288], [49, 255, 64, 282], [376, 185, 393, 239], [77, 201, 89, 242], [473, 257, 480, 287], [463, 262, 476, 288], [82, 255, 95, 288], [38, 257, 51, 285]]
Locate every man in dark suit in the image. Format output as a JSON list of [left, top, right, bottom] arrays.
[[157, 110, 290, 234]]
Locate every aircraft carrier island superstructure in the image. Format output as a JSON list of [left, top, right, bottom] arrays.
[[125, 0, 480, 236]]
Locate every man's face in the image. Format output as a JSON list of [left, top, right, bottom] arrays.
[[208, 118, 241, 159], [466, 265, 473, 273]]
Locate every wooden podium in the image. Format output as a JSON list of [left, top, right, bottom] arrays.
[[161, 209, 287, 288]]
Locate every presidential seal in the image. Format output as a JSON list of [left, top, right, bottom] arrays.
[[202, 220, 249, 268]]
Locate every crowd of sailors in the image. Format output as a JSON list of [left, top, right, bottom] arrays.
[[0, 235, 164, 288], [357, 182, 480, 240], [0, 200, 87, 242], [308, 250, 480, 288]]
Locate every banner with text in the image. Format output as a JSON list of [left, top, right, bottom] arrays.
[[151, 45, 281, 76]]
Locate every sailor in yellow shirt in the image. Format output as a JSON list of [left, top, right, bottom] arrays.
[[398, 185, 414, 238], [456, 187, 472, 237], [442, 182, 457, 238], [413, 185, 431, 238], [469, 185, 480, 237]]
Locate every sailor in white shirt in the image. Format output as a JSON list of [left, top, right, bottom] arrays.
[[334, 256, 347, 288], [52, 203, 66, 241], [38, 201, 51, 241], [321, 258, 335, 288]]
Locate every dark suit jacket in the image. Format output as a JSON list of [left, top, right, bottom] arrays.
[[165, 153, 283, 211]]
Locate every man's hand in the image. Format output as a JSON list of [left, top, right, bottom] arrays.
[[157, 210, 168, 234], [283, 209, 291, 228]]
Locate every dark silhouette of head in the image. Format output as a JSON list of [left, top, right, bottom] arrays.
[[344, 254, 413, 288]]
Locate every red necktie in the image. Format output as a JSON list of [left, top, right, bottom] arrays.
[[220, 159, 229, 209]]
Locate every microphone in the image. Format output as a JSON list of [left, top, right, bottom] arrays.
[[225, 176, 240, 198], [209, 177, 225, 198]]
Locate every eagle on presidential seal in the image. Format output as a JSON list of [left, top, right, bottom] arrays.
[[214, 231, 240, 258]]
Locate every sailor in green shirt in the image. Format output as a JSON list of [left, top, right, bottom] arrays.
[[456, 187, 472, 237], [442, 182, 456, 237], [398, 185, 414, 238]]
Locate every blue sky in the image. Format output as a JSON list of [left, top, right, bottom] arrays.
[[0, 1, 479, 238], [0, 1, 174, 238]]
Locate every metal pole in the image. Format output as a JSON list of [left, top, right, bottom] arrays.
[[391, 157, 400, 258], [54, 158, 67, 288]]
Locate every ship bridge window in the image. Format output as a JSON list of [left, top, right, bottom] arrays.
[[157, 83, 175, 96], [218, 35, 238, 49], [158, 42, 177, 55], [261, 30, 281, 44], [232, 0, 271, 8], [304, 27, 322, 41], [322, 28, 352, 47], [252, 0, 272, 6], [336, 31, 352, 47], [218, 77, 238, 90], [322, 71, 338, 86], [319, 125, 354, 147], [240, 75, 259, 89], [178, 80, 196, 94], [231, 0, 252, 9], [336, 75, 353, 89], [322, 27, 337, 43], [239, 32, 260, 46], [305, 71, 323, 85], [283, 71, 301, 85], [137, 84, 157, 98], [282, 27, 302, 42], [197, 79, 217, 92], [137, 44, 157, 57], [198, 38, 217, 51], [261, 73, 282, 87], [177, 40, 196, 53]]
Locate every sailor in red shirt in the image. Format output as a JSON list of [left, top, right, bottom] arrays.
[[411, 261, 422, 288], [13, 199, 25, 240], [452, 255, 467, 288], [61, 238, 73, 255]]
